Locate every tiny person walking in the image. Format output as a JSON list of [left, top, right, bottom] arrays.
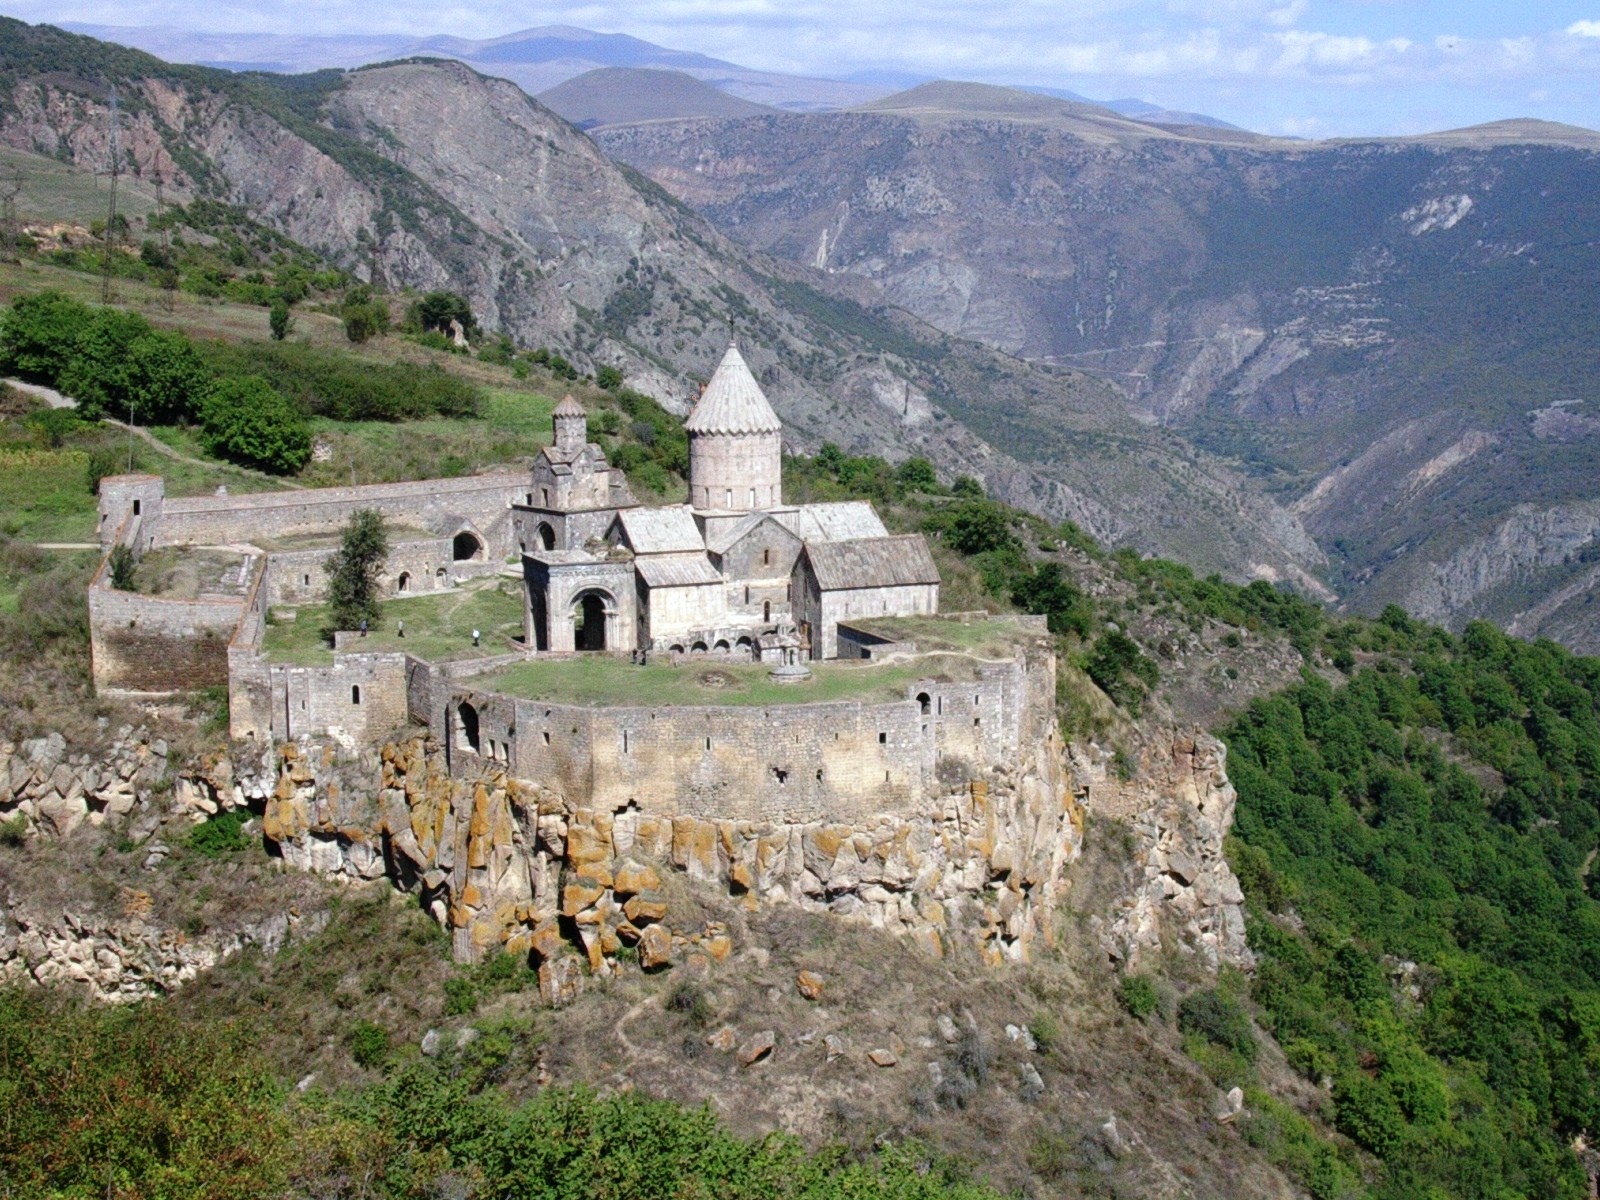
[[359, 618, 368, 638], [472, 628, 481, 647], [396, 620, 404, 638]]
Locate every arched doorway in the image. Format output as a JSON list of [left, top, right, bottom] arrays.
[[452, 531, 484, 561], [572, 591, 611, 651], [714, 639, 730, 653], [537, 522, 556, 551], [691, 640, 708, 653], [736, 636, 753, 659], [397, 571, 410, 593], [455, 701, 481, 753]]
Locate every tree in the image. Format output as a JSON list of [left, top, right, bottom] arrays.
[[268, 298, 292, 341], [107, 543, 136, 591], [951, 474, 985, 499], [125, 330, 208, 425], [197, 376, 311, 474], [945, 499, 1016, 555], [0, 290, 89, 384], [595, 364, 623, 392], [1012, 563, 1094, 638], [341, 286, 389, 344], [415, 290, 475, 339], [894, 456, 939, 495], [57, 306, 152, 419], [324, 509, 388, 635]]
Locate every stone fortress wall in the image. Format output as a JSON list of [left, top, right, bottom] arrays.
[[89, 470, 523, 704], [262, 615, 1085, 974]]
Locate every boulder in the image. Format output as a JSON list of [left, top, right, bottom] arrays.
[[795, 970, 825, 1001], [638, 923, 673, 970], [737, 1030, 775, 1067], [868, 1048, 899, 1068]]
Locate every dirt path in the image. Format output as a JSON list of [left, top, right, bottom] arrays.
[[7, 376, 305, 490]]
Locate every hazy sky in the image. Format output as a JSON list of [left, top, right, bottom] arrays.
[[19, 0, 1600, 135]]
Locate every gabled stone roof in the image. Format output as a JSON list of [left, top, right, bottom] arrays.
[[684, 344, 782, 436], [775, 501, 889, 544], [634, 554, 723, 589], [612, 506, 706, 555], [803, 535, 940, 592]]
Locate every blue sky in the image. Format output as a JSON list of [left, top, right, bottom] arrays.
[[18, 0, 1600, 135]]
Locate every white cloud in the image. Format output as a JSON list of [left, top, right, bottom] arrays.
[[1566, 19, 1600, 37]]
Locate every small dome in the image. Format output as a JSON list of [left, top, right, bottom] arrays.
[[684, 345, 781, 436], [552, 395, 586, 418]]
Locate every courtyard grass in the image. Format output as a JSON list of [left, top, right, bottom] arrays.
[[479, 652, 982, 709], [263, 578, 525, 666]]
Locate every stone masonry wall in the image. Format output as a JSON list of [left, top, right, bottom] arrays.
[[261, 633, 1081, 991], [155, 472, 526, 551], [89, 582, 246, 694]]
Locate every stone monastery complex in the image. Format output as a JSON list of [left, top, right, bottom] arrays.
[[85, 344, 1087, 966]]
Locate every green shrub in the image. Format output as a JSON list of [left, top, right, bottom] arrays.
[[86, 448, 122, 495], [442, 976, 479, 1016], [0, 813, 29, 846], [0, 290, 88, 384], [1178, 988, 1257, 1062], [347, 1019, 389, 1068], [1027, 1012, 1060, 1053], [197, 376, 311, 474], [186, 809, 250, 858], [107, 544, 136, 591], [1117, 974, 1159, 1020], [25, 407, 82, 448]]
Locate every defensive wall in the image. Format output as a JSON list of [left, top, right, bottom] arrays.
[[97, 472, 529, 555], [259, 615, 1083, 973]]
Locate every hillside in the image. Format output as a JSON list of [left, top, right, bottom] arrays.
[[7, 252, 1600, 1196], [592, 102, 1600, 650], [539, 67, 777, 129], [0, 19, 1333, 592]]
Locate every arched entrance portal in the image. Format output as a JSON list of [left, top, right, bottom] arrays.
[[452, 531, 484, 561], [537, 522, 556, 551], [573, 591, 611, 651]]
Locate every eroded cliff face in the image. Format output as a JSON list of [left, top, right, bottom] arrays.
[[1071, 734, 1253, 973], [263, 718, 1084, 1000]]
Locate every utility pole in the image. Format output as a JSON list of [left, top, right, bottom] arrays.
[[153, 167, 174, 311], [0, 165, 22, 265], [100, 83, 121, 304]]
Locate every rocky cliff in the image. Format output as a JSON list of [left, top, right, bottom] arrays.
[[0, 20, 1325, 587], [593, 102, 1600, 646]]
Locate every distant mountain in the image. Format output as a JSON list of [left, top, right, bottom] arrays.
[[59, 21, 1243, 125], [539, 68, 776, 130], [59, 22, 890, 111], [590, 92, 1600, 649], [851, 81, 1266, 144], [1019, 85, 1242, 131], [4, 18, 1323, 589]]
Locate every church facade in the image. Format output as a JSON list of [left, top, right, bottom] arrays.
[[515, 345, 941, 660]]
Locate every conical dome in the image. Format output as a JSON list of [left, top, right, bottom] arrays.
[[684, 345, 782, 436]]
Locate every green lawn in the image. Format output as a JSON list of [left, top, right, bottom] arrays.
[[263, 579, 525, 666], [295, 387, 557, 488], [0, 446, 99, 542], [479, 653, 979, 709]]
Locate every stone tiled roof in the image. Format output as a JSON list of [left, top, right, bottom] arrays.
[[803, 535, 940, 591], [552, 395, 586, 418], [774, 501, 888, 544], [683, 344, 782, 436], [613, 506, 705, 554], [634, 553, 723, 589]]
